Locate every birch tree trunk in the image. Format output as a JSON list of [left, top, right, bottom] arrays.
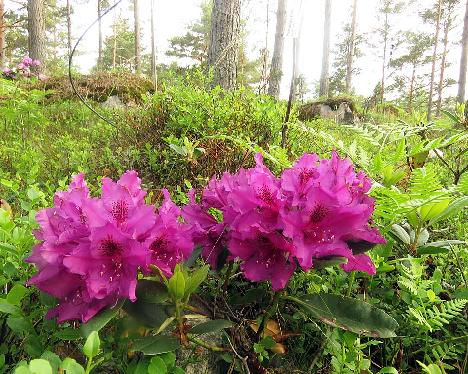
[[345, 0, 358, 93], [319, 0, 331, 97], [150, 0, 157, 87], [134, 0, 141, 74], [207, 0, 241, 90], [380, 12, 388, 105], [457, 0, 468, 103], [66, 0, 72, 56], [0, 0, 5, 68], [97, 0, 103, 69], [427, 0, 442, 121], [268, 0, 286, 98], [27, 0, 45, 72]]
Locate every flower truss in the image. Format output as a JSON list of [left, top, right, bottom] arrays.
[[2, 56, 46, 81], [27, 151, 384, 322]]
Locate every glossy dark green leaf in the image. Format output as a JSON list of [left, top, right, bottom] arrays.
[[184, 265, 209, 298], [124, 299, 174, 329], [131, 335, 180, 355], [287, 294, 398, 338], [189, 319, 233, 335], [313, 256, 348, 269], [136, 280, 169, 304], [80, 300, 124, 338], [417, 246, 449, 255]]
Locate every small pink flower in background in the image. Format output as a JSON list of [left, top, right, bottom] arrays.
[[16, 62, 25, 70], [22, 57, 33, 66], [32, 59, 41, 67]]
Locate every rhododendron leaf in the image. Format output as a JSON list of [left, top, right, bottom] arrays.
[[167, 270, 186, 301], [83, 331, 100, 359], [148, 356, 167, 374], [136, 280, 169, 304], [131, 335, 180, 355], [390, 224, 411, 244], [184, 265, 209, 298], [60, 358, 85, 374], [347, 240, 378, 255], [80, 300, 124, 338], [419, 199, 450, 222], [189, 319, 233, 335], [287, 294, 398, 338], [124, 299, 174, 329], [313, 256, 348, 269], [417, 246, 449, 255]]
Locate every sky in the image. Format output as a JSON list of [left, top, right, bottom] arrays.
[[6, 0, 466, 99]]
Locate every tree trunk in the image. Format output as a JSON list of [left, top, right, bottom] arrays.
[[427, 0, 442, 121], [27, 0, 45, 72], [267, 0, 286, 98], [282, 36, 299, 148], [345, 0, 358, 93], [319, 0, 331, 97], [436, 8, 452, 116], [66, 0, 72, 56], [97, 0, 103, 69], [380, 12, 388, 105], [408, 62, 416, 112], [207, 0, 241, 90], [150, 0, 157, 88], [112, 18, 117, 69], [457, 0, 468, 103], [134, 0, 141, 74], [0, 0, 5, 68]]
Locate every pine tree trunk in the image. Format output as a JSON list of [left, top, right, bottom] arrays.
[[66, 0, 72, 56], [345, 0, 358, 93], [427, 0, 442, 121], [27, 0, 45, 72], [207, 0, 241, 90], [97, 0, 103, 69], [150, 0, 157, 88], [436, 10, 452, 116], [134, 0, 141, 74], [319, 0, 331, 97], [112, 19, 117, 69], [457, 0, 468, 103], [0, 0, 5, 68], [380, 12, 388, 105], [267, 0, 286, 98]]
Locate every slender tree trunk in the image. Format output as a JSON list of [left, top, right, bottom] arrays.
[[457, 0, 468, 103], [268, 0, 286, 98], [427, 0, 442, 121], [408, 62, 416, 112], [97, 0, 103, 69], [436, 10, 452, 116], [133, 0, 141, 74], [27, 0, 45, 72], [0, 0, 5, 68], [66, 0, 72, 56], [150, 0, 157, 88], [345, 0, 358, 93], [112, 19, 117, 69], [319, 0, 331, 97], [282, 37, 298, 148], [207, 0, 241, 90], [380, 12, 388, 105]]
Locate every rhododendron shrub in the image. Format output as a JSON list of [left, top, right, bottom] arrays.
[[27, 172, 192, 322], [185, 151, 385, 290], [27, 151, 385, 323], [2, 56, 45, 80]]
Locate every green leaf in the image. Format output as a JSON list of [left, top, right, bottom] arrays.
[[148, 357, 167, 374], [14, 367, 32, 374], [313, 256, 348, 269], [0, 299, 21, 315], [40, 352, 61, 373], [189, 319, 233, 335], [184, 265, 209, 298], [55, 327, 82, 340], [167, 270, 185, 301], [417, 362, 443, 374], [390, 224, 410, 244], [60, 358, 85, 374], [419, 199, 450, 222], [80, 300, 124, 338], [287, 294, 398, 338], [83, 331, 100, 359], [417, 246, 449, 255], [136, 280, 169, 304], [131, 335, 180, 355], [124, 299, 174, 329], [378, 367, 399, 374], [160, 352, 176, 370], [430, 196, 468, 224], [7, 284, 28, 306], [28, 359, 52, 374]]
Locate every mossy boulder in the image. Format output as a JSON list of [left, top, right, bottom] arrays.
[[25, 72, 155, 104], [298, 97, 358, 123]]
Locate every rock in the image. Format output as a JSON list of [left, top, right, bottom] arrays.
[[101, 95, 125, 109], [298, 98, 358, 124]]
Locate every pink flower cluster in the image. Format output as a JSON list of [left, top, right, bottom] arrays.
[[183, 151, 385, 290], [27, 172, 193, 323], [2, 56, 45, 81], [27, 152, 384, 323]]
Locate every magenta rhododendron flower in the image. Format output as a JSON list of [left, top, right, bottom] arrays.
[[27, 172, 191, 323]]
